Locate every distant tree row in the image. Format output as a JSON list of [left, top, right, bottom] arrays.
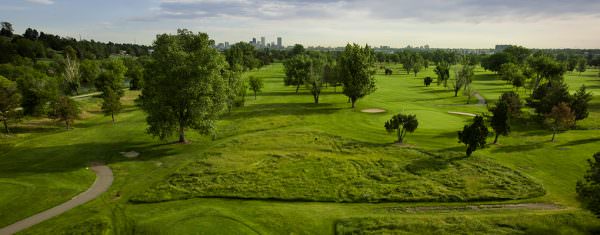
[[282, 44, 376, 107], [0, 22, 151, 64]]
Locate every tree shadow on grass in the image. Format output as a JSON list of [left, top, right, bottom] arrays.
[[222, 102, 344, 120], [473, 73, 498, 81], [556, 138, 600, 147], [417, 89, 452, 95], [258, 90, 340, 97], [490, 141, 546, 154], [0, 141, 175, 175]]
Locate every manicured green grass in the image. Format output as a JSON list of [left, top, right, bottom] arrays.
[[1, 64, 599, 234]]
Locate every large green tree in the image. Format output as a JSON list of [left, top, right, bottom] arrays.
[[283, 54, 312, 93], [17, 72, 59, 116], [49, 95, 80, 130], [223, 67, 246, 112], [527, 81, 571, 116], [337, 43, 376, 108], [140, 29, 227, 143], [434, 63, 450, 87], [79, 59, 100, 87], [96, 59, 127, 123], [0, 76, 21, 133], [545, 102, 575, 142], [488, 100, 510, 144], [527, 54, 565, 91], [458, 116, 489, 157], [306, 54, 327, 104], [451, 65, 474, 97], [225, 42, 260, 71]]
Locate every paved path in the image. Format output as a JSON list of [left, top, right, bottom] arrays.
[[0, 164, 113, 235]]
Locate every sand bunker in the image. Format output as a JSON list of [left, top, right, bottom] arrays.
[[120, 151, 140, 158], [361, 108, 386, 113], [448, 111, 477, 117]]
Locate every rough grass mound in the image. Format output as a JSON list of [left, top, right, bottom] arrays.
[[131, 131, 544, 203], [335, 213, 600, 235]]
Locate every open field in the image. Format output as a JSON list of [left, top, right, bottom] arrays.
[[1, 64, 600, 234]]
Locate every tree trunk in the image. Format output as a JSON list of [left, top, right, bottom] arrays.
[[493, 133, 499, 144], [111, 113, 115, 124], [351, 98, 356, 108], [179, 127, 187, 143], [314, 94, 319, 104], [397, 128, 404, 144], [65, 120, 70, 130], [3, 120, 9, 134], [551, 130, 556, 142], [454, 89, 458, 97], [296, 84, 300, 93], [254, 91, 257, 100]]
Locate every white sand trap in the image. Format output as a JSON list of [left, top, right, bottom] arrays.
[[448, 111, 477, 117], [361, 108, 386, 113], [120, 151, 140, 158]]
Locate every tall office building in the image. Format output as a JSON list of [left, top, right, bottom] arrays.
[[277, 37, 282, 48], [261, 37, 266, 47], [252, 38, 257, 45]]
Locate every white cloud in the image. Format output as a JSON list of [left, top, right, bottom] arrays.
[[24, 0, 55, 5]]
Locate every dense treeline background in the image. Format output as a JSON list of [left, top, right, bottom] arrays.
[[1, 21, 599, 134]]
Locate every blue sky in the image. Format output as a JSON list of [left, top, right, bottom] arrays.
[[2, 0, 600, 48]]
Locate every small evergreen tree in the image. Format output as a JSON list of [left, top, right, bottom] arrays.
[[384, 113, 418, 144], [571, 85, 592, 125], [424, 77, 433, 87]]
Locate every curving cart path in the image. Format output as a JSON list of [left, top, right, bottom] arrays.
[[0, 164, 113, 235]]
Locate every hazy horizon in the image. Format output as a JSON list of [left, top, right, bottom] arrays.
[[2, 0, 600, 49]]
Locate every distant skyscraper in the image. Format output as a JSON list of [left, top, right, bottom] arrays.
[[252, 37, 257, 45], [224, 42, 229, 48], [261, 37, 266, 47], [277, 37, 282, 48]]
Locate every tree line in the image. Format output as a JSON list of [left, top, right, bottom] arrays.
[[0, 22, 151, 64]]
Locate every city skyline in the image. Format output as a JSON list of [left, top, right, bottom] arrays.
[[1, 0, 600, 49]]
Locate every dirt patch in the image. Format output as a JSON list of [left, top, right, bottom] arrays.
[[382, 203, 563, 213], [120, 151, 140, 158], [361, 108, 386, 113], [448, 111, 477, 117]]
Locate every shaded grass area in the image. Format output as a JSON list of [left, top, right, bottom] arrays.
[[336, 212, 600, 235], [132, 131, 544, 203]]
